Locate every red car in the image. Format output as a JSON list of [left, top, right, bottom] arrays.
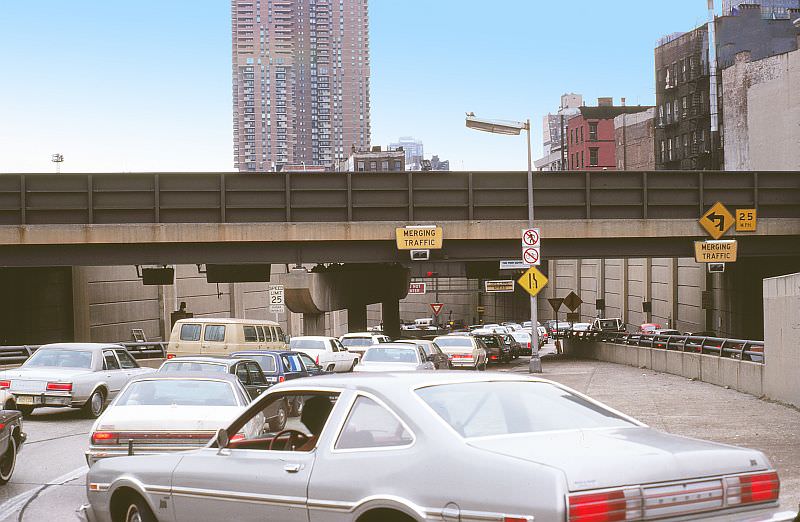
[[639, 322, 662, 334]]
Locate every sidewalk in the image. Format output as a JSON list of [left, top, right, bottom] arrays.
[[508, 355, 800, 513]]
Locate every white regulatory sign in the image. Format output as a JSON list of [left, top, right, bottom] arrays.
[[500, 260, 530, 270], [521, 228, 541, 266], [269, 284, 285, 305]]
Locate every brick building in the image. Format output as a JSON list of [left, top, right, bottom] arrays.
[[614, 108, 656, 170]]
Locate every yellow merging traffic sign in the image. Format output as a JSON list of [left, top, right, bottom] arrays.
[[694, 240, 738, 263], [699, 202, 734, 240], [517, 266, 548, 298]]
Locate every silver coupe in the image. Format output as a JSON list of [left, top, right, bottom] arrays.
[[83, 372, 797, 522], [0, 343, 154, 418]]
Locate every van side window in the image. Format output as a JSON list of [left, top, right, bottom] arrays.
[[274, 327, 284, 342], [180, 324, 201, 341], [243, 326, 258, 342], [265, 326, 275, 342], [256, 326, 266, 342], [204, 325, 226, 342]]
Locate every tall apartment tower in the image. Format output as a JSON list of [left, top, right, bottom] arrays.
[[232, 0, 371, 172]]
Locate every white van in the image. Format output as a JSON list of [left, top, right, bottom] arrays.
[[166, 318, 287, 358]]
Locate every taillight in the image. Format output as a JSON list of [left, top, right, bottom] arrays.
[[527, 342, 531, 349], [0, 423, 4, 430], [46, 382, 73, 392], [490, 355, 498, 360], [315, 355, 319, 365], [0, 380, 10, 389], [568, 489, 629, 522], [278, 375, 285, 383], [726, 471, 780, 505], [166, 353, 176, 359], [91, 432, 118, 445]]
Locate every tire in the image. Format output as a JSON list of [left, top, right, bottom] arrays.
[[18, 406, 34, 418], [0, 433, 16, 485], [82, 389, 106, 419], [268, 400, 288, 432], [349, 360, 357, 372], [478, 360, 487, 371], [290, 397, 304, 417], [117, 495, 156, 522]]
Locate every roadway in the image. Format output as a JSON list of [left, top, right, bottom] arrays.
[[2, 347, 798, 520]]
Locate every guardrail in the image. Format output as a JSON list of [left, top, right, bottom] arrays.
[[0, 342, 167, 366], [562, 330, 765, 362]]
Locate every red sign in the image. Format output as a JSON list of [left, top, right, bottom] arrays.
[[408, 282, 427, 295], [430, 303, 444, 317], [522, 247, 539, 265], [522, 228, 540, 246]]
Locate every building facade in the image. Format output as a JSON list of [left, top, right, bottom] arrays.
[[723, 0, 799, 18], [337, 147, 405, 171], [566, 99, 652, 170], [654, 26, 720, 170], [232, 0, 371, 172], [614, 108, 656, 171], [389, 137, 424, 170], [534, 93, 582, 171]]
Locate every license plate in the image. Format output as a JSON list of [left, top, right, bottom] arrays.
[[16, 395, 37, 405]]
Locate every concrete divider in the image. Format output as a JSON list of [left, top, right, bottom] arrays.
[[566, 340, 764, 398]]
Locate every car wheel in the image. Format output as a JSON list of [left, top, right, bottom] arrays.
[[0, 434, 16, 485], [119, 495, 156, 522], [18, 406, 34, 418], [82, 389, 106, 419], [290, 397, 304, 417], [268, 401, 288, 431], [349, 360, 357, 372]]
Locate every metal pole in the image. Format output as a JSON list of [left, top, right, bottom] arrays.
[[527, 119, 542, 373]]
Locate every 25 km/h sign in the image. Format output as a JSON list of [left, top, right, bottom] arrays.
[[517, 266, 548, 298], [699, 202, 734, 240]]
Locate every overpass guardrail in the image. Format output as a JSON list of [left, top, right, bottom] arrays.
[[0, 342, 167, 366], [562, 330, 764, 362]]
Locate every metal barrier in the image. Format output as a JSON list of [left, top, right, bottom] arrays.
[[564, 330, 765, 363], [0, 342, 166, 366]]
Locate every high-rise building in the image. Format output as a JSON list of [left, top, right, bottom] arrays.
[[723, 0, 799, 18], [390, 137, 424, 170], [232, 0, 371, 172]]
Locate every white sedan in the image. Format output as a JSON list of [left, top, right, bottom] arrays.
[[85, 373, 256, 465], [353, 344, 435, 373]]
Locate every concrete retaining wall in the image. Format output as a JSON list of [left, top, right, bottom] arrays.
[[566, 340, 764, 397], [763, 272, 800, 408]]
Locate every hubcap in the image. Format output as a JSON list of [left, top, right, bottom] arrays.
[[91, 392, 103, 415], [0, 440, 15, 479], [126, 504, 142, 522]]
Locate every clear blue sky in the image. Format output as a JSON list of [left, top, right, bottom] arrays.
[[0, 1, 712, 173]]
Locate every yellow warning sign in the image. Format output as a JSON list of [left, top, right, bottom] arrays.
[[699, 202, 734, 240], [735, 208, 757, 232], [517, 266, 548, 298], [395, 226, 443, 250], [694, 240, 738, 263]]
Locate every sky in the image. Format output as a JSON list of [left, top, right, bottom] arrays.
[[0, 1, 712, 173]]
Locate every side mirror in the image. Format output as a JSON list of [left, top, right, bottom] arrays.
[[216, 428, 230, 450]]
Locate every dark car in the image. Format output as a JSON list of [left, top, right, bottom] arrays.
[[157, 356, 271, 401], [0, 408, 25, 485], [394, 340, 452, 369], [473, 334, 511, 364], [231, 350, 312, 384], [501, 334, 522, 359]]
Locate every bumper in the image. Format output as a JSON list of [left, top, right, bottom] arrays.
[[450, 359, 477, 368], [12, 392, 75, 408], [689, 508, 797, 521]]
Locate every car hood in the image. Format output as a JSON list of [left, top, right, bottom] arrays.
[[468, 427, 769, 491], [354, 361, 420, 372], [95, 405, 243, 432], [0, 367, 94, 380]]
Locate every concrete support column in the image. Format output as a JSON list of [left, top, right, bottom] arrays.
[[159, 282, 177, 342], [303, 313, 325, 336], [347, 303, 367, 333], [597, 259, 606, 319], [575, 259, 583, 320], [71, 267, 91, 342], [382, 299, 401, 339], [228, 282, 245, 319]]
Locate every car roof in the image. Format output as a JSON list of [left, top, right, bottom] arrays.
[[129, 372, 242, 384], [340, 332, 378, 338], [290, 336, 336, 341], [395, 339, 433, 345], [162, 356, 252, 366], [39, 343, 123, 351], [174, 317, 279, 326], [364, 343, 416, 350]]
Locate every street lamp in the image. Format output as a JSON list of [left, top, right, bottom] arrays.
[[465, 113, 542, 373]]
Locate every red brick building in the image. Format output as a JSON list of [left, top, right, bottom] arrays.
[[567, 98, 653, 170]]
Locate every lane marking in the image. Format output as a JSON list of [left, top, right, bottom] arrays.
[[0, 465, 88, 522]]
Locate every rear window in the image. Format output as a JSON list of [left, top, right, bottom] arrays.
[[117, 379, 237, 407], [160, 361, 227, 374], [180, 324, 201, 341], [204, 325, 226, 342], [341, 337, 373, 347], [235, 354, 276, 373], [477, 336, 500, 348], [281, 354, 304, 372], [243, 326, 258, 342], [290, 339, 326, 351], [363, 347, 418, 363], [433, 337, 472, 348]]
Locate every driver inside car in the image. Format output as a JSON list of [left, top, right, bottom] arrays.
[[295, 395, 334, 451]]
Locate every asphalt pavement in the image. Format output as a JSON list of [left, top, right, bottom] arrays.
[[2, 344, 798, 519]]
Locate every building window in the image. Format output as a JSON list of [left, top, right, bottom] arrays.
[[369, 161, 377, 170], [588, 122, 598, 141], [357, 161, 365, 171], [581, 151, 585, 168], [589, 148, 598, 167], [660, 140, 666, 163], [381, 160, 389, 171], [580, 126, 584, 142]]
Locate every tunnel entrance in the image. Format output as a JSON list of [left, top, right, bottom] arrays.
[[0, 267, 74, 345]]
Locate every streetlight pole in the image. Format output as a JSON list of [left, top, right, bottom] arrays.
[[466, 114, 542, 373]]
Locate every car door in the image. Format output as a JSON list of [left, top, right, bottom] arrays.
[[246, 362, 271, 398], [100, 350, 128, 396], [234, 362, 258, 400], [113, 349, 149, 380], [328, 340, 346, 371]]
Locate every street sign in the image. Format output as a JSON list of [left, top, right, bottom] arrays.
[[396, 226, 443, 250], [268, 284, 285, 315], [408, 282, 427, 294], [430, 303, 444, 317], [517, 266, 548, 298], [476, 305, 485, 314], [735, 208, 757, 232], [708, 263, 726, 273], [547, 297, 564, 312], [500, 260, 530, 270], [484, 280, 515, 293], [694, 240, 738, 263], [410, 249, 430, 260], [269, 304, 285, 314], [563, 291, 582, 312], [521, 228, 541, 266], [699, 202, 734, 240], [566, 312, 581, 322]]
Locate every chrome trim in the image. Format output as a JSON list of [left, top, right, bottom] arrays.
[[169, 485, 305, 507]]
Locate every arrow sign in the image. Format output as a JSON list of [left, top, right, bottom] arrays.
[[430, 303, 444, 317], [700, 202, 734, 240]]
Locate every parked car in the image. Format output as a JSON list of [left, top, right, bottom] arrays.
[[289, 336, 360, 373], [0, 407, 25, 484], [1, 390, 15, 411], [472, 333, 511, 364], [231, 350, 312, 384], [432, 335, 487, 370], [591, 317, 625, 333], [0, 343, 154, 418], [353, 343, 436, 372], [166, 318, 287, 359], [85, 373, 259, 466], [339, 332, 391, 356], [84, 373, 797, 522], [157, 356, 271, 401], [394, 339, 451, 369]]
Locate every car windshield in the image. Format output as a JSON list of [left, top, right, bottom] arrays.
[[289, 339, 326, 350], [417, 381, 634, 438], [598, 319, 619, 329], [160, 361, 227, 373], [234, 354, 276, 373], [24, 349, 93, 369], [116, 379, 238, 407], [341, 337, 373, 347], [363, 347, 418, 363]]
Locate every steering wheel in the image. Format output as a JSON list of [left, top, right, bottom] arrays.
[[268, 429, 309, 451]]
